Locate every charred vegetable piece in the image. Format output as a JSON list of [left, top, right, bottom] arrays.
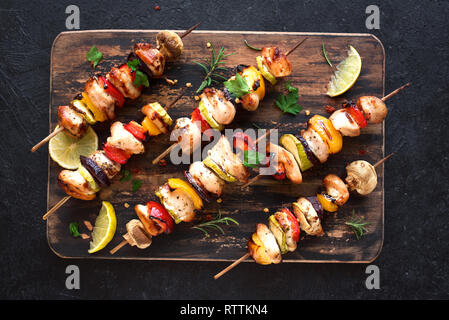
[[184, 171, 210, 202], [103, 143, 131, 165], [308, 115, 343, 154], [80, 155, 110, 187], [316, 193, 339, 213], [98, 76, 125, 108], [323, 174, 349, 206], [124, 121, 146, 141], [167, 178, 204, 210], [268, 214, 288, 254]]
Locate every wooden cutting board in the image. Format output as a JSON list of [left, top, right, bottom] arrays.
[[46, 30, 385, 262]]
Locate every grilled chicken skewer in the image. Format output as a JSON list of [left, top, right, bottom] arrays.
[[43, 92, 186, 220], [111, 129, 277, 254], [31, 23, 200, 153], [151, 38, 308, 165], [240, 83, 409, 189], [213, 154, 393, 279]]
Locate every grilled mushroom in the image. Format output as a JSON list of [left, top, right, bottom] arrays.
[[323, 174, 349, 206], [123, 219, 152, 249], [345, 160, 378, 195], [156, 30, 184, 61], [356, 96, 388, 124]]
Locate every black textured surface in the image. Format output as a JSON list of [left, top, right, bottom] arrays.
[[1, 0, 448, 299]]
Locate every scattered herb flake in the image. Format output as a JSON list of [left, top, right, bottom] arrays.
[[120, 169, 132, 182], [322, 43, 333, 67], [252, 123, 262, 129], [69, 222, 81, 238], [86, 45, 103, 68], [132, 179, 143, 192], [275, 81, 303, 115], [224, 73, 251, 99]]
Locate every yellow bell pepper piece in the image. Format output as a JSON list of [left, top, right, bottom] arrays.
[[168, 178, 203, 210], [241, 65, 265, 101], [317, 193, 339, 212], [142, 116, 162, 136], [81, 92, 107, 122], [308, 115, 343, 154]]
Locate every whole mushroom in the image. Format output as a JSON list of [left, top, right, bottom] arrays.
[[345, 160, 378, 195], [156, 30, 184, 61]]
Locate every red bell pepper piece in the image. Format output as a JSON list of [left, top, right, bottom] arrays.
[[273, 162, 286, 180], [98, 76, 125, 108], [124, 121, 146, 141], [346, 104, 368, 129], [233, 132, 256, 153], [147, 201, 174, 234], [191, 107, 213, 140], [281, 208, 300, 242], [119, 63, 138, 84], [103, 143, 132, 164]]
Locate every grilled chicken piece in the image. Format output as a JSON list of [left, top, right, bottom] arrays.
[[293, 197, 324, 236], [89, 150, 121, 180], [301, 127, 329, 163], [107, 121, 144, 155], [267, 143, 302, 184], [251, 223, 282, 264], [208, 136, 249, 183], [189, 161, 225, 196], [106, 66, 141, 99], [274, 210, 297, 252], [240, 92, 260, 111], [134, 43, 165, 77], [323, 174, 349, 206], [261, 47, 292, 78], [200, 88, 236, 125], [57, 105, 87, 138], [156, 30, 184, 61], [357, 96, 388, 124], [84, 77, 116, 120], [123, 219, 152, 249], [329, 109, 361, 137], [156, 184, 195, 223], [135, 204, 165, 237], [58, 170, 96, 200], [172, 117, 202, 155]]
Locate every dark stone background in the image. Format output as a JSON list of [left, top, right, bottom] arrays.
[[0, 0, 448, 299]]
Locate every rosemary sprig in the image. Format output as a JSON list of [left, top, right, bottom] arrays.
[[345, 210, 370, 240], [193, 44, 234, 93], [322, 43, 333, 67], [192, 210, 239, 237]]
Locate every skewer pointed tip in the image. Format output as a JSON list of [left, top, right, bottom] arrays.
[[285, 37, 308, 56], [180, 22, 201, 39], [382, 82, 410, 102], [373, 153, 394, 168]]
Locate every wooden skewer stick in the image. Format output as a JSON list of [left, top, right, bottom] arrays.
[[152, 143, 178, 165], [110, 239, 129, 255], [179, 22, 201, 39], [42, 195, 71, 220], [373, 153, 394, 168], [214, 253, 250, 280], [285, 37, 308, 56], [382, 83, 410, 102], [31, 126, 64, 153]]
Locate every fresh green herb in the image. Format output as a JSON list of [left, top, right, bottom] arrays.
[[275, 81, 303, 115], [345, 211, 370, 240], [192, 210, 239, 237], [223, 73, 251, 99], [193, 44, 234, 93], [86, 45, 103, 68], [127, 59, 140, 71], [120, 169, 132, 182], [243, 150, 265, 168], [69, 222, 81, 238], [132, 179, 143, 192], [252, 123, 262, 129], [322, 43, 333, 67], [127, 59, 149, 87], [244, 39, 262, 51]]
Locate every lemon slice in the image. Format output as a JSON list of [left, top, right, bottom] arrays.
[[88, 201, 117, 254], [49, 126, 98, 169], [326, 46, 362, 97]]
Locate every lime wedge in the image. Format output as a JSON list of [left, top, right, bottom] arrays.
[[49, 126, 98, 169], [88, 201, 117, 254], [326, 46, 362, 97]]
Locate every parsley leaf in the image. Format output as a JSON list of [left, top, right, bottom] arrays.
[[127, 59, 140, 72], [275, 81, 303, 115], [69, 222, 81, 238], [120, 169, 132, 182], [132, 179, 143, 192], [86, 45, 103, 68], [243, 150, 265, 168], [133, 70, 149, 88], [224, 73, 250, 99]]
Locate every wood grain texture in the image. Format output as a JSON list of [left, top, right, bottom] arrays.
[[46, 30, 385, 262]]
